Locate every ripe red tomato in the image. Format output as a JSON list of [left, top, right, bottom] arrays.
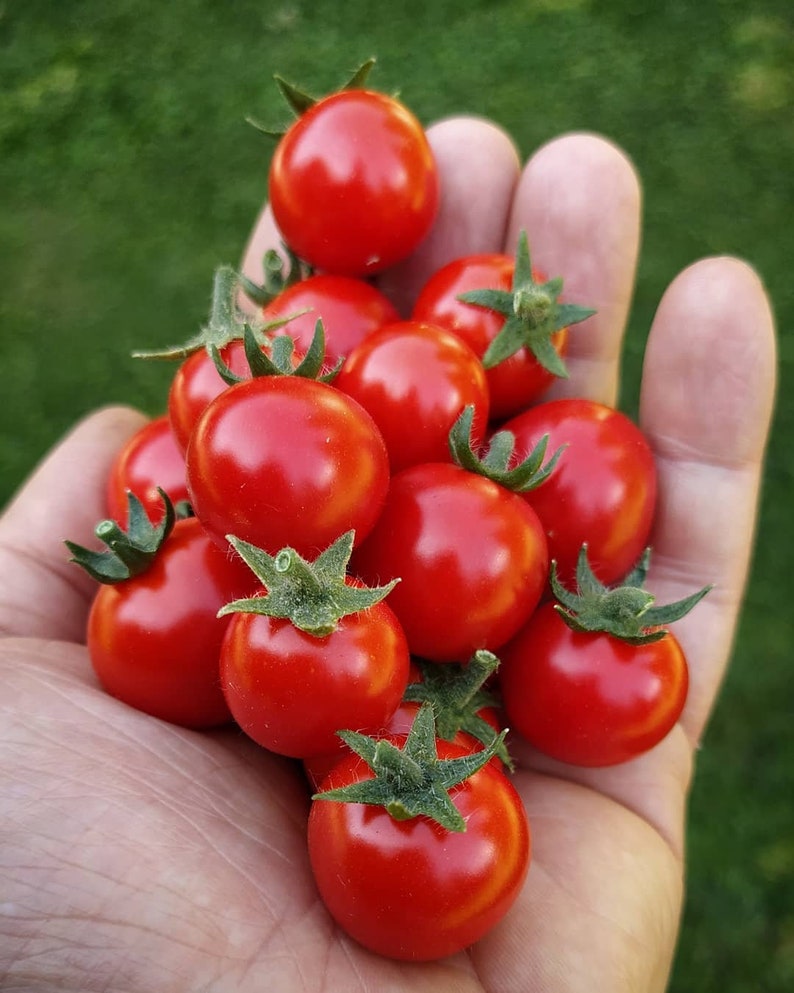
[[220, 588, 409, 758], [269, 89, 439, 276], [499, 601, 688, 766], [334, 320, 490, 474], [351, 462, 548, 662], [86, 517, 256, 729], [262, 273, 399, 368], [412, 253, 566, 420], [185, 376, 390, 557], [105, 414, 189, 524], [502, 398, 657, 587], [308, 738, 530, 961], [167, 341, 256, 454]]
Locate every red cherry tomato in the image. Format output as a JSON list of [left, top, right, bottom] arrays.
[[308, 738, 530, 961], [167, 341, 258, 455], [262, 273, 400, 368], [501, 397, 657, 587], [220, 589, 410, 759], [105, 414, 189, 524], [86, 517, 256, 729], [269, 89, 439, 276], [412, 253, 566, 420], [351, 462, 548, 662], [334, 320, 490, 473], [185, 376, 390, 557], [499, 601, 688, 766]]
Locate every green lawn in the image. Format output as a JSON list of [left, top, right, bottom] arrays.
[[2, 1, 793, 988]]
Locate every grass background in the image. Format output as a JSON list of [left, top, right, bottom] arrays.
[[1, 1, 792, 988]]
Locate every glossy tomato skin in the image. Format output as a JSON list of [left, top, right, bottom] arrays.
[[168, 341, 254, 454], [334, 320, 490, 474], [308, 739, 530, 961], [499, 602, 688, 766], [86, 518, 256, 729], [220, 592, 410, 758], [262, 273, 399, 368], [185, 376, 390, 557], [412, 253, 567, 420], [502, 398, 657, 587], [105, 414, 189, 524], [269, 90, 439, 277], [351, 462, 548, 662]]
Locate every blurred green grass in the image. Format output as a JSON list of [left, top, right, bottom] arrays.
[[1, 1, 792, 988]]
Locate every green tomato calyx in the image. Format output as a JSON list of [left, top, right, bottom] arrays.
[[65, 488, 177, 584], [218, 530, 398, 637], [552, 545, 712, 645], [456, 229, 596, 378], [404, 650, 513, 770], [313, 702, 506, 832], [132, 265, 301, 362], [247, 57, 377, 137], [449, 404, 564, 492]]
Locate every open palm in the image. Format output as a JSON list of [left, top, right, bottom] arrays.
[[1, 119, 776, 992]]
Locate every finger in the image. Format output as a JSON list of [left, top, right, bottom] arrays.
[[0, 405, 149, 642], [239, 202, 283, 311], [376, 116, 521, 314], [639, 257, 776, 744], [507, 132, 642, 406]]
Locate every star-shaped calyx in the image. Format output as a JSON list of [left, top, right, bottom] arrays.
[[218, 530, 398, 637], [403, 649, 514, 769], [313, 701, 508, 832], [65, 489, 179, 584], [551, 545, 712, 646], [457, 230, 596, 378], [131, 264, 304, 361]]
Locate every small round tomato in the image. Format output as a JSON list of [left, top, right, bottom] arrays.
[[86, 517, 256, 729], [220, 590, 409, 759], [412, 253, 566, 420], [501, 398, 657, 587], [334, 320, 490, 473], [186, 376, 390, 557], [351, 462, 548, 662], [499, 601, 688, 766], [262, 273, 400, 368], [308, 739, 530, 961], [269, 89, 439, 276], [105, 414, 189, 524], [167, 341, 255, 454]]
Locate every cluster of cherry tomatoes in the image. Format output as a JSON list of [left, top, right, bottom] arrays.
[[68, 63, 709, 962]]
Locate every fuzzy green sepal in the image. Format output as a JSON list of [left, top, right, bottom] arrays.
[[313, 702, 507, 832], [65, 489, 175, 584], [457, 230, 595, 378], [403, 650, 513, 770], [552, 545, 712, 645], [218, 531, 398, 637], [449, 405, 563, 492]]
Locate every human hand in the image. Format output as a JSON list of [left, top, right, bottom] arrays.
[[0, 118, 776, 992]]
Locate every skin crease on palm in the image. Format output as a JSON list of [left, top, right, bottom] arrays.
[[0, 117, 777, 993]]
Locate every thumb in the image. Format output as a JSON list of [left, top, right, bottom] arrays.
[[0, 406, 149, 642]]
